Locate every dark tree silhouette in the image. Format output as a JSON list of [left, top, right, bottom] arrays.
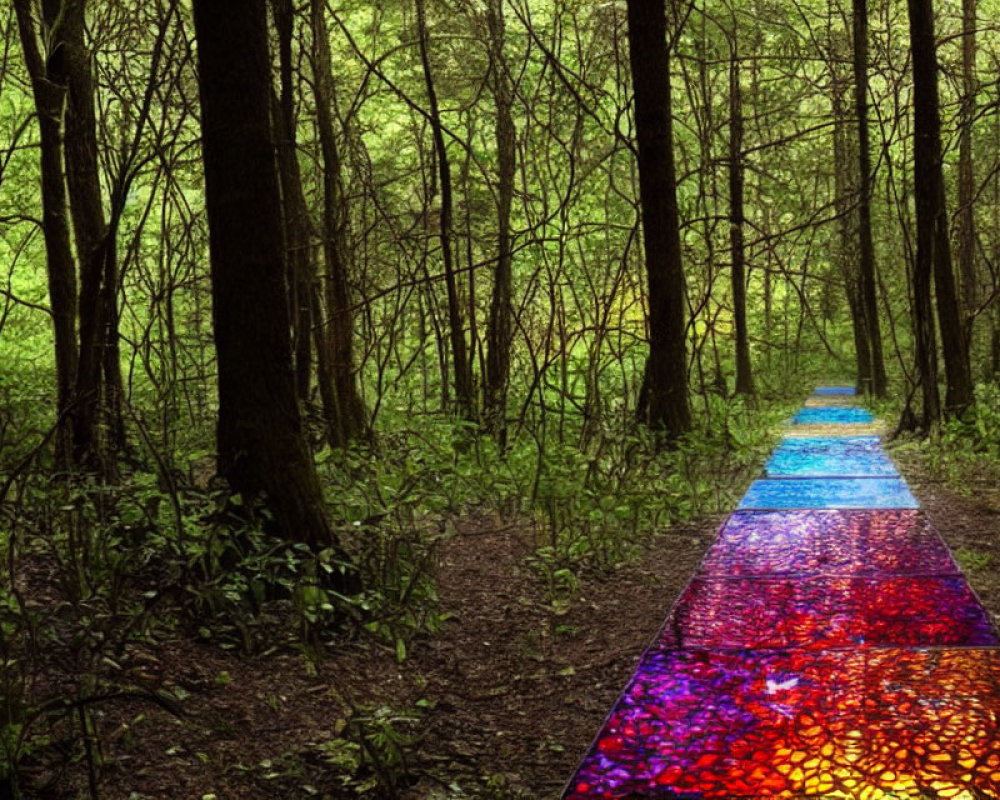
[[627, 0, 691, 441], [192, 0, 354, 567], [310, 0, 370, 447], [728, 37, 754, 397], [483, 0, 517, 442], [13, 0, 79, 469], [416, 0, 475, 418], [853, 0, 887, 397], [907, 0, 974, 421]]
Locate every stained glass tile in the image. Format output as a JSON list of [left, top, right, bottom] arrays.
[[564, 390, 1000, 800], [704, 510, 957, 576], [738, 477, 919, 509], [564, 648, 863, 799], [805, 394, 862, 407], [667, 576, 996, 650], [793, 406, 876, 425], [814, 385, 857, 395], [785, 421, 886, 438], [766, 436, 898, 477], [564, 649, 1000, 799], [669, 577, 832, 649]]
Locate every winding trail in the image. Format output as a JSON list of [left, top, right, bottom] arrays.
[[563, 387, 1000, 799]]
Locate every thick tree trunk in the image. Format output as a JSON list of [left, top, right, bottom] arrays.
[[853, 0, 887, 397], [907, 0, 974, 418], [484, 0, 517, 441], [311, 0, 369, 446], [627, 0, 691, 441], [192, 0, 350, 562], [728, 42, 754, 397], [14, 0, 79, 468], [416, 0, 475, 419]]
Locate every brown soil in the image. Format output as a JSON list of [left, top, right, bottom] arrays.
[[15, 443, 1000, 800], [890, 443, 1000, 628], [16, 510, 721, 800]]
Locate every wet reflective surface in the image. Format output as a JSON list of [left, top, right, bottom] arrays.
[[703, 510, 958, 576], [793, 407, 876, 425], [814, 386, 857, 396], [565, 648, 1000, 799], [766, 437, 897, 477], [563, 390, 1000, 799], [738, 478, 918, 510]]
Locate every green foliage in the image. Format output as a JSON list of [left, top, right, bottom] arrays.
[[520, 393, 782, 606], [954, 547, 992, 572], [312, 699, 428, 797], [918, 382, 1000, 494]]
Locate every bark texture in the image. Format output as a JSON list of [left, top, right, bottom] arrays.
[[853, 0, 887, 397], [907, 0, 973, 419], [627, 0, 691, 441], [484, 0, 517, 440], [192, 0, 348, 559], [311, 0, 369, 446], [729, 42, 754, 396]]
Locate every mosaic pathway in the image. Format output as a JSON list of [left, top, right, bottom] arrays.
[[563, 386, 1000, 799]]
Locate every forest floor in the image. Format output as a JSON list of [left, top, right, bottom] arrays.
[[17, 441, 1000, 800]]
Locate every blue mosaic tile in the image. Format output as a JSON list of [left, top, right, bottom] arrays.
[[766, 436, 897, 477], [814, 385, 857, 395], [737, 477, 919, 510], [793, 406, 875, 424]]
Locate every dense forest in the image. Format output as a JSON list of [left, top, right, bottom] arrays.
[[2, 0, 1000, 797]]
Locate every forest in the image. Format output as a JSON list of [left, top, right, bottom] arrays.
[[2, 0, 1000, 797]]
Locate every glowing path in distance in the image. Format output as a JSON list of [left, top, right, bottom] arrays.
[[563, 386, 1000, 799]]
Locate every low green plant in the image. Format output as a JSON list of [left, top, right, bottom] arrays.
[[954, 547, 992, 572], [312, 699, 428, 797]]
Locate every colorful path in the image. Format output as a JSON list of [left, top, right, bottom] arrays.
[[563, 387, 1000, 799]]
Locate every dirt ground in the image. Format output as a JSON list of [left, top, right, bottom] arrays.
[[17, 441, 1000, 799]]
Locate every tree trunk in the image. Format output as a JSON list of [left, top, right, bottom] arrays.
[[311, 0, 369, 446], [957, 0, 977, 342], [192, 0, 351, 564], [829, 30, 872, 390], [272, 0, 315, 409], [13, 0, 79, 469], [907, 0, 974, 418], [416, 0, 475, 419], [853, 0, 887, 397], [728, 40, 754, 396], [906, 0, 941, 427], [484, 0, 517, 441], [627, 0, 691, 441]]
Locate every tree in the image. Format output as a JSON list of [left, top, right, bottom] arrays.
[[13, 0, 80, 469], [956, 0, 978, 342], [906, 0, 973, 420], [14, 0, 127, 478], [483, 0, 518, 442], [627, 0, 691, 441], [852, 0, 887, 397], [271, 0, 316, 407], [191, 0, 354, 567], [416, 0, 475, 418], [310, 0, 370, 446], [728, 30, 754, 397], [827, 13, 871, 394]]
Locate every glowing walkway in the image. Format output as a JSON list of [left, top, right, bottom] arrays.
[[563, 387, 1000, 799]]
